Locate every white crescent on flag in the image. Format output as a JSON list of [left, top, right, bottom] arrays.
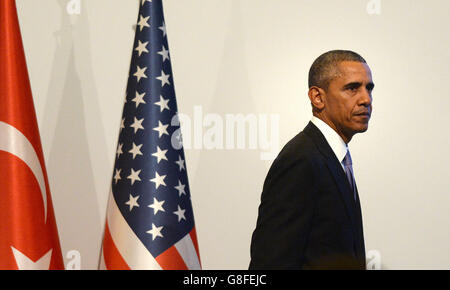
[[11, 247, 52, 270], [0, 121, 47, 222]]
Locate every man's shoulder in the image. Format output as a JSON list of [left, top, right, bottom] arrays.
[[261, 128, 323, 193], [266, 128, 323, 177], [276, 129, 319, 162]]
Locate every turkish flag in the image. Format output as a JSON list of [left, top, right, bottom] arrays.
[[0, 0, 64, 269]]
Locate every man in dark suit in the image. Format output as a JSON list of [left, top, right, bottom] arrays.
[[249, 50, 374, 270]]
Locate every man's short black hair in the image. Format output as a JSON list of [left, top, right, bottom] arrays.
[[308, 50, 367, 90]]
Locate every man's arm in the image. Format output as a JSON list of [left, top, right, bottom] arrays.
[[249, 152, 316, 269]]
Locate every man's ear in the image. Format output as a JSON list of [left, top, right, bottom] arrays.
[[308, 86, 325, 111]]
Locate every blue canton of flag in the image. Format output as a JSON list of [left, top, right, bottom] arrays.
[[100, 0, 201, 270]]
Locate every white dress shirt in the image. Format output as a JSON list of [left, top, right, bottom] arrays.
[[311, 116, 348, 171]]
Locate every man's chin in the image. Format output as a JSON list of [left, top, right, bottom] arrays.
[[355, 123, 369, 133], [349, 121, 370, 134]]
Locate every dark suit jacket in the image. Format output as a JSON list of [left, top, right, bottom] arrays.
[[249, 122, 366, 270]]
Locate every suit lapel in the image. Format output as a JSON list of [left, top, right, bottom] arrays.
[[303, 122, 358, 233], [324, 156, 358, 228]]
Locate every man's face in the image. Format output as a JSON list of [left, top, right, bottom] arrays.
[[323, 61, 374, 142]]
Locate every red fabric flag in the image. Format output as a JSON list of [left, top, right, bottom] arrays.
[[0, 0, 64, 269]]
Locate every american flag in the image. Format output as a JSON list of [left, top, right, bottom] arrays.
[[99, 0, 201, 270]]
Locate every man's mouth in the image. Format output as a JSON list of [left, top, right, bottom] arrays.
[[354, 111, 370, 117], [354, 111, 371, 120]]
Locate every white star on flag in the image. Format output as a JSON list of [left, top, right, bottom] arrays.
[[114, 169, 122, 184], [156, 70, 171, 87], [137, 14, 150, 31], [157, 46, 170, 62], [153, 121, 169, 138], [129, 143, 144, 159], [175, 155, 186, 171], [147, 223, 164, 241], [148, 197, 165, 215], [173, 206, 186, 222], [174, 180, 186, 196], [132, 91, 146, 108], [127, 168, 142, 185], [159, 21, 167, 37], [120, 118, 125, 132], [151, 146, 168, 163], [150, 171, 166, 189], [154, 95, 170, 112], [116, 143, 123, 159], [130, 117, 145, 133], [134, 66, 148, 82], [135, 40, 149, 56], [125, 194, 140, 211]]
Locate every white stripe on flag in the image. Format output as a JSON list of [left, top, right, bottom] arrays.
[[106, 191, 162, 270], [175, 232, 201, 270]]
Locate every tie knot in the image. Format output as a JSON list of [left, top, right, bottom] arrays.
[[343, 150, 352, 167]]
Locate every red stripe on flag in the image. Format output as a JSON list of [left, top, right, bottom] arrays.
[[102, 223, 130, 270], [156, 245, 188, 270], [190, 227, 201, 266]]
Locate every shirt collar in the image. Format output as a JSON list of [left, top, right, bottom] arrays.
[[311, 116, 348, 163]]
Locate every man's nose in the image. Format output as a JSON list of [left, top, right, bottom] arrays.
[[359, 88, 372, 107]]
